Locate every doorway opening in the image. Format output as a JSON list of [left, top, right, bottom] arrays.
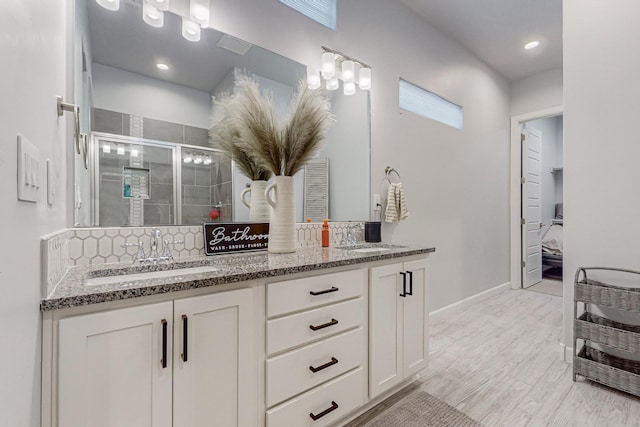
[[509, 106, 563, 295]]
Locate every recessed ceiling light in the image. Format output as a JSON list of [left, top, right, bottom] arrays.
[[157, 63, 169, 71], [524, 41, 540, 50]]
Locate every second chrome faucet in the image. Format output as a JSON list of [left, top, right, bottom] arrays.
[[123, 227, 183, 264]]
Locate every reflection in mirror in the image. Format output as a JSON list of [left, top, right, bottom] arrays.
[[74, 0, 370, 227]]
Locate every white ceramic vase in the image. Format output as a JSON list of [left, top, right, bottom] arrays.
[[265, 175, 296, 253], [240, 180, 270, 222]]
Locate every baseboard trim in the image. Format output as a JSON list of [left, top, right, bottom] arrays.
[[559, 342, 573, 363], [429, 282, 511, 323]]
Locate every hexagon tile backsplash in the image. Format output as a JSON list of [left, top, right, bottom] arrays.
[[42, 222, 363, 296]]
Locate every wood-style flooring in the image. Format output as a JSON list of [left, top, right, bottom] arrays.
[[346, 289, 640, 427]]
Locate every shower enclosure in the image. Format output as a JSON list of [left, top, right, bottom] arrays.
[[92, 133, 232, 227]]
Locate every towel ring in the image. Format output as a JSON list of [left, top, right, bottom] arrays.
[[385, 166, 402, 183]]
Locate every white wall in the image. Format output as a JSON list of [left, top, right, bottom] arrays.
[[92, 63, 212, 129], [0, 1, 69, 426], [563, 0, 640, 346], [205, 0, 511, 310], [510, 68, 563, 116]]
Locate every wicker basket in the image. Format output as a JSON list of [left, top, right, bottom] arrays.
[[574, 279, 640, 312], [575, 312, 640, 354], [575, 346, 640, 397]]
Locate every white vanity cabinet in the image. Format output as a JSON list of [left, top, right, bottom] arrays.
[[54, 287, 256, 427], [369, 258, 429, 398], [265, 269, 367, 426]]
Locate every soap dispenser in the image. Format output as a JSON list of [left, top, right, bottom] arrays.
[[322, 219, 330, 247]]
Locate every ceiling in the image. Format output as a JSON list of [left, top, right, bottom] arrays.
[[401, 0, 562, 81]]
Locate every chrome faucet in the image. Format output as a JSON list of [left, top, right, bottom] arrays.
[[122, 228, 183, 264]]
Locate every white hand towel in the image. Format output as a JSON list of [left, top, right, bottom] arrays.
[[384, 182, 410, 222]]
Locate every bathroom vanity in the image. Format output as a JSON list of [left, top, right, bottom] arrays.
[[41, 244, 434, 427]]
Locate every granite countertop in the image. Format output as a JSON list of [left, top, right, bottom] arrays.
[[41, 244, 435, 311]]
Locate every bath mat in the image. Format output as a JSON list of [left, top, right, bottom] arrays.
[[364, 391, 483, 427]]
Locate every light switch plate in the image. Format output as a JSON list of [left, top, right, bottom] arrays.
[[17, 135, 40, 203], [373, 193, 381, 210]]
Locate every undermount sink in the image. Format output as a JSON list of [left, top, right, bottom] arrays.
[[85, 265, 220, 287], [336, 243, 407, 254], [349, 247, 392, 254]]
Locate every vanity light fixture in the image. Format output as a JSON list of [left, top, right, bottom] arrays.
[[321, 52, 336, 79], [117, 145, 125, 155], [189, 0, 210, 28], [146, 0, 169, 11], [96, 0, 119, 11], [326, 77, 339, 91], [524, 40, 540, 50], [312, 47, 372, 93], [102, 143, 111, 154], [143, 2, 164, 28], [182, 17, 201, 42], [343, 81, 356, 96], [358, 67, 372, 90], [156, 63, 169, 71], [307, 68, 321, 90]]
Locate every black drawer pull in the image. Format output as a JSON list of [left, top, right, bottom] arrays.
[[406, 271, 413, 296], [399, 272, 407, 297], [309, 318, 339, 331], [161, 319, 167, 369], [309, 357, 338, 373], [310, 286, 339, 296], [181, 315, 188, 362], [309, 401, 339, 421]]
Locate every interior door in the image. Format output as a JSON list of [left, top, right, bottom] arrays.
[[522, 125, 543, 287]]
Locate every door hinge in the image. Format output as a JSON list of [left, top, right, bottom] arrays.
[[521, 133, 525, 143], [521, 176, 526, 184], [522, 260, 526, 268], [521, 218, 525, 225]]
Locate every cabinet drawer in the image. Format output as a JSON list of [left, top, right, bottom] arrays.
[[267, 297, 363, 355], [267, 269, 366, 317], [266, 367, 365, 427], [266, 327, 364, 407]]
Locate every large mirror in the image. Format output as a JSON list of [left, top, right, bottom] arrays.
[[73, 0, 370, 227]]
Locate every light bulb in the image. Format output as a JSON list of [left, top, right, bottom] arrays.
[[344, 81, 356, 96], [307, 68, 321, 90], [358, 67, 371, 90], [97, 0, 119, 11], [182, 17, 201, 42], [321, 52, 335, 79], [147, 0, 169, 11], [203, 157, 212, 165], [143, 3, 164, 28], [102, 143, 111, 154], [326, 77, 339, 91], [524, 41, 540, 50], [130, 148, 139, 157], [341, 60, 355, 82], [190, 0, 210, 27], [194, 156, 203, 165], [156, 63, 169, 71], [183, 154, 193, 164], [117, 145, 125, 155]]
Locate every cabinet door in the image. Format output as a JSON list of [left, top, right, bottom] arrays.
[[58, 302, 173, 427], [173, 288, 256, 427], [402, 258, 429, 377], [368, 262, 404, 398]]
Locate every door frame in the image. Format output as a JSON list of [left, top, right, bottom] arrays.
[[509, 106, 563, 290]]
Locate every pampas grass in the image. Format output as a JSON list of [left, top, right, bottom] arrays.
[[211, 74, 332, 177]]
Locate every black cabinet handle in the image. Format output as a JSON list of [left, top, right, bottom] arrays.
[[161, 319, 167, 369], [309, 286, 339, 296], [406, 271, 413, 296], [399, 272, 407, 297], [309, 401, 339, 421], [309, 318, 339, 331], [309, 357, 338, 373], [181, 315, 188, 362]]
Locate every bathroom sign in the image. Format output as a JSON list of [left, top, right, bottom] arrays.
[[203, 223, 269, 255]]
